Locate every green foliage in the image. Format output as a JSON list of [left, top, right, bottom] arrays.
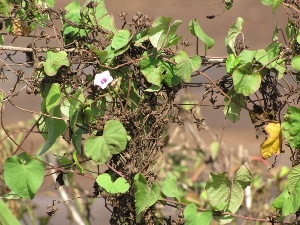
[[40, 51, 70, 76], [232, 68, 261, 96], [0, 199, 21, 225], [189, 18, 214, 54], [184, 204, 212, 225], [4, 153, 45, 199], [225, 17, 243, 55], [205, 165, 251, 213], [84, 120, 128, 164], [134, 173, 161, 216], [45, 83, 62, 112], [291, 55, 300, 72], [223, 88, 245, 122], [111, 30, 131, 50], [281, 106, 300, 149], [161, 172, 180, 201], [96, 173, 130, 194]]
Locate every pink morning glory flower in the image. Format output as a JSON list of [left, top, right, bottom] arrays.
[[94, 71, 113, 89]]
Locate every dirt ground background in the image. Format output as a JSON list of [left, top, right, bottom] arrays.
[[1, 0, 288, 224]]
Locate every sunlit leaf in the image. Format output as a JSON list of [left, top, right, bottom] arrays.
[[184, 204, 212, 225], [291, 55, 300, 72], [40, 51, 70, 76], [4, 153, 45, 199], [225, 17, 243, 55], [134, 173, 161, 215], [224, 88, 246, 123], [226, 54, 240, 73], [281, 106, 300, 149], [45, 83, 61, 113], [111, 30, 131, 51], [238, 50, 257, 64], [232, 69, 261, 96], [161, 172, 180, 201], [189, 18, 214, 54], [96, 173, 130, 194], [260, 121, 281, 159], [288, 165, 300, 193]]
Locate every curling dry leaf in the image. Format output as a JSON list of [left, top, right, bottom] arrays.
[[260, 121, 281, 159]]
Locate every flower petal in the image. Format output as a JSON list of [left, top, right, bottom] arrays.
[[94, 71, 113, 89]]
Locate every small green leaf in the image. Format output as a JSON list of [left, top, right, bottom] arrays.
[[0, 0, 11, 17], [260, 0, 272, 6], [226, 54, 240, 73], [111, 30, 131, 51], [272, 188, 290, 210], [41, 51, 70, 76], [281, 106, 300, 149], [4, 153, 45, 199], [189, 18, 214, 54], [225, 17, 244, 55], [161, 172, 180, 201], [175, 51, 201, 82], [233, 69, 261, 96], [84, 136, 111, 164], [273, 0, 283, 13], [84, 120, 127, 164], [184, 204, 212, 225], [288, 165, 300, 193], [72, 127, 86, 154], [39, 105, 67, 155], [148, 16, 172, 50], [0, 34, 4, 45], [96, 173, 130, 194], [255, 49, 269, 66], [0, 199, 21, 225], [291, 55, 300, 72], [238, 50, 257, 64], [134, 173, 161, 215], [45, 83, 61, 113], [224, 88, 245, 123]]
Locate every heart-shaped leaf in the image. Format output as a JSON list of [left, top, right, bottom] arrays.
[[184, 204, 212, 225], [4, 153, 45, 199], [232, 69, 261, 96], [96, 173, 130, 194]]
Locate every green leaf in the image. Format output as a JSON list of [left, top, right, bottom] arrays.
[[161, 172, 180, 201], [291, 55, 300, 72], [96, 173, 130, 194], [272, 188, 290, 210], [85, 136, 110, 164], [134, 173, 161, 215], [65, 0, 81, 24], [41, 51, 70, 76], [260, 0, 272, 6], [189, 18, 214, 54], [0, 0, 11, 17], [175, 51, 201, 82], [184, 204, 212, 225], [165, 20, 182, 48], [226, 54, 240, 73], [225, 17, 244, 55], [232, 69, 261, 96], [0, 199, 21, 225], [273, 0, 283, 13], [103, 120, 128, 154], [0, 34, 4, 45], [45, 83, 61, 113], [111, 30, 131, 51], [71, 127, 86, 154], [255, 49, 269, 66], [148, 16, 172, 50], [281, 106, 300, 149], [139, 52, 164, 86], [4, 153, 45, 199], [39, 105, 67, 155], [288, 165, 300, 193], [224, 0, 233, 10], [84, 120, 127, 164], [238, 50, 257, 64], [205, 165, 251, 213], [224, 88, 245, 123]]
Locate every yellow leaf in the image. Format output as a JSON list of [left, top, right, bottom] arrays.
[[260, 122, 281, 159]]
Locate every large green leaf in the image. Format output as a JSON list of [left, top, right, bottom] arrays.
[[223, 88, 246, 123], [281, 106, 300, 149], [161, 172, 180, 201], [84, 120, 127, 164], [39, 105, 67, 155], [40, 51, 70, 76], [96, 173, 130, 194], [205, 165, 251, 213], [0, 199, 21, 225], [111, 30, 131, 51], [288, 165, 300, 193], [134, 173, 161, 215], [232, 68, 261, 96], [189, 18, 214, 54], [4, 153, 45, 199], [0, 0, 11, 17], [225, 17, 244, 55], [184, 204, 212, 225], [45, 83, 61, 113], [238, 50, 257, 64]]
